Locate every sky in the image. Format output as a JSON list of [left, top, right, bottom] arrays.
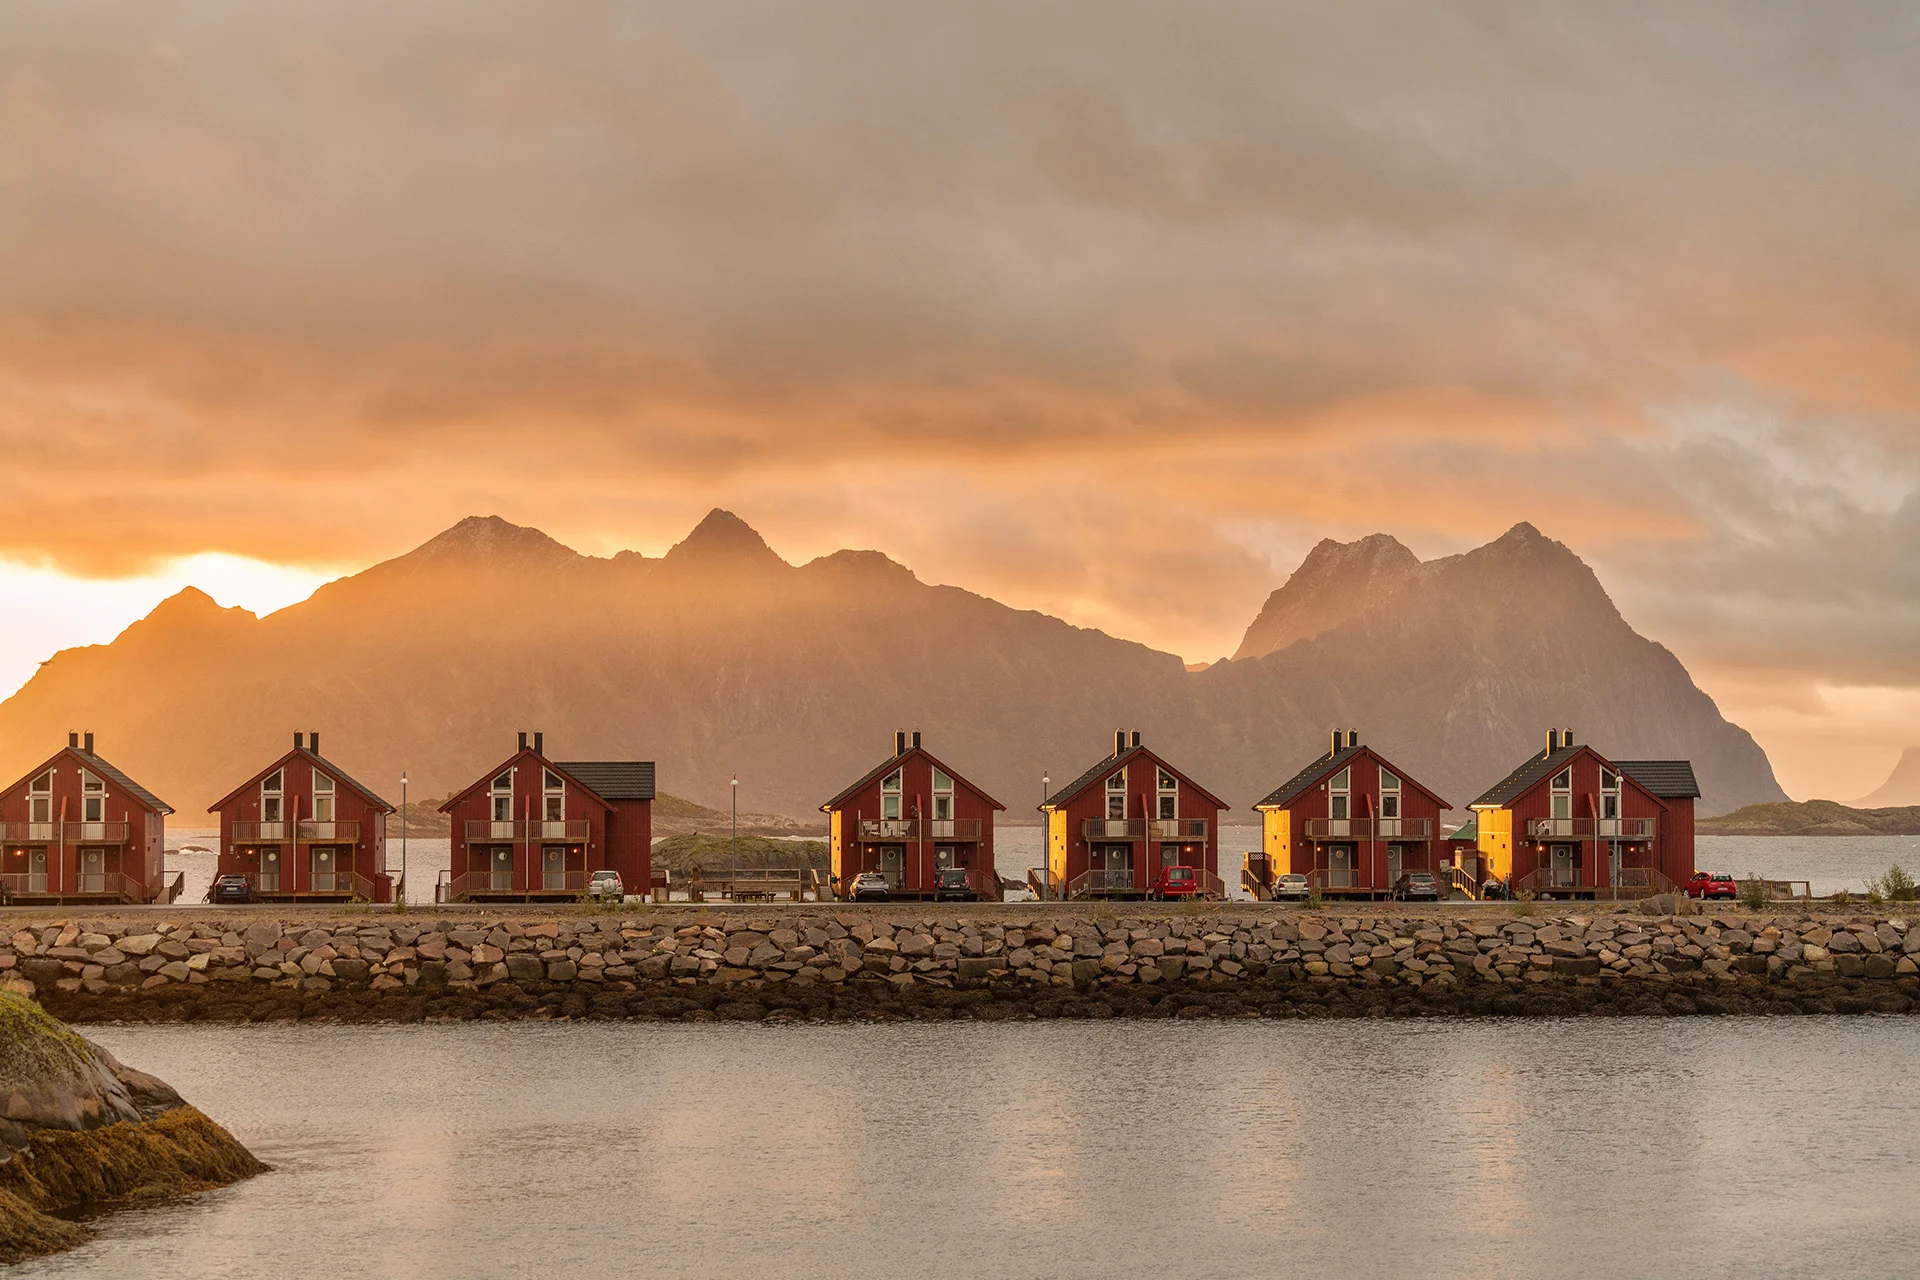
[[2, 2, 1917, 803]]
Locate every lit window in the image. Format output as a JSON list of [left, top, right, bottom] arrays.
[[1106, 769, 1126, 820], [312, 771, 335, 823], [1157, 768, 1177, 820], [881, 769, 903, 821], [931, 769, 954, 822]]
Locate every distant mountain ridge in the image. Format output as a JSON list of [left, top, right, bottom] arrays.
[[1700, 799, 1920, 837], [1856, 747, 1920, 807], [0, 512, 1786, 820]]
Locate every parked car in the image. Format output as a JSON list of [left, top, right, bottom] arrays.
[[1685, 871, 1738, 900], [851, 871, 892, 902], [933, 867, 976, 902], [587, 869, 625, 902], [1480, 877, 1509, 901], [1271, 873, 1311, 902], [1149, 865, 1203, 901], [1392, 870, 1442, 902], [210, 874, 253, 904]]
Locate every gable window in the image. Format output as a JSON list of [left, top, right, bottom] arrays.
[[543, 768, 565, 823], [1156, 768, 1178, 821], [312, 771, 336, 823], [1551, 767, 1573, 821], [1379, 768, 1401, 835], [881, 769, 904, 821], [491, 770, 514, 823], [261, 770, 284, 824], [1600, 768, 1621, 826], [80, 769, 106, 823], [931, 768, 954, 822], [1329, 768, 1351, 822], [1106, 769, 1127, 821], [28, 770, 52, 825]]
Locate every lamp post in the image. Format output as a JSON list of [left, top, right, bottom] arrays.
[[400, 771, 408, 910], [1040, 772, 1050, 899], [731, 774, 738, 886]]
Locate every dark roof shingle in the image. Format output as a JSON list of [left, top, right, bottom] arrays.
[[1472, 745, 1583, 807], [1255, 745, 1364, 810], [554, 761, 656, 802], [74, 750, 172, 815], [1614, 760, 1701, 800]]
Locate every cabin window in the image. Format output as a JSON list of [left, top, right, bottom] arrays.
[[1551, 767, 1573, 821], [1379, 770, 1401, 821], [312, 771, 336, 823], [80, 769, 105, 823], [1105, 770, 1127, 821], [29, 770, 52, 824], [543, 769, 565, 822], [1156, 768, 1177, 820], [1329, 768, 1350, 822], [491, 769, 514, 822], [261, 769, 284, 823], [1600, 769, 1620, 821], [881, 769, 903, 821], [931, 768, 954, 822]]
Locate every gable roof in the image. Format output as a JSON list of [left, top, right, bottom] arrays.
[[437, 750, 615, 813], [1472, 743, 1675, 810], [207, 745, 394, 814], [1039, 745, 1230, 813], [1472, 744, 1585, 808], [553, 761, 655, 802], [820, 747, 1006, 813], [1614, 760, 1701, 800], [1447, 818, 1479, 843], [1255, 744, 1364, 809], [7, 747, 173, 816]]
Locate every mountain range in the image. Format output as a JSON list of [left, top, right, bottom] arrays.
[[1856, 747, 1920, 807], [0, 511, 1786, 821]]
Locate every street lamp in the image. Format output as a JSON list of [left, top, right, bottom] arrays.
[[1040, 772, 1050, 898], [731, 774, 738, 886], [400, 771, 408, 910]]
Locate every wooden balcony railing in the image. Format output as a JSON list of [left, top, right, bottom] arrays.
[[1, 822, 134, 844], [1298, 818, 1434, 841], [463, 820, 592, 842], [0, 822, 58, 843], [230, 820, 364, 843], [229, 821, 291, 842], [1067, 867, 1140, 897], [1080, 818, 1211, 841], [0, 871, 147, 900], [1512, 865, 1673, 899], [855, 818, 984, 841], [1524, 817, 1656, 841], [443, 869, 592, 899]]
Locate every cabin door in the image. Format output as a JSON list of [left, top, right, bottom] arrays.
[[311, 846, 339, 892], [486, 847, 512, 891], [1326, 845, 1354, 888], [79, 847, 107, 893], [1104, 844, 1132, 890], [541, 845, 566, 891], [260, 847, 282, 892], [1386, 846, 1403, 886], [1607, 841, 1622, 887], [935, 844, 966, 870], [27, 849, 47, 894], [878, 845, 903, 889], [1549, 845, 1576, 889]]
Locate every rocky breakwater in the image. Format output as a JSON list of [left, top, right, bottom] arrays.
[[0, 990, 264, 1262], [9, 908, 1920, 1025]]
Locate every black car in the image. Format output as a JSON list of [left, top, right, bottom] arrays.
[[933, 867, 977, 902], [211, 874, 254, 904], [1392, 871, 1442, 902]]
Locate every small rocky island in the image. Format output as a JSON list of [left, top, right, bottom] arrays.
[[0, 991, 263, 1263]]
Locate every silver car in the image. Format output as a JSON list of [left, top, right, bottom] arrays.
[[587, 869, 625, 901], [1271, 873, 1311, 902], [850, 871, 892, 902]]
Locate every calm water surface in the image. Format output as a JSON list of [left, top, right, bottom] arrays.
[[164, 827, 1920, 905], [21, 1019, 1920, 1280]]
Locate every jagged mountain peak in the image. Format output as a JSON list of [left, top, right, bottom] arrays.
[[1233, 533, 1421, 661], [407, 515, 582, 566], [802, 548, 919, 584], [130, 587, 255, 632], [661, 509, 787, 570]]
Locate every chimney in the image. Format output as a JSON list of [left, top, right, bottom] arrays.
[[1114, 729, 1127, 757], [533, 732, 543, 755], [1331, 729, 1342, 759], [1348, 729, 1359, 749], [310, 732, 320, 756], [83, 732, 93, 753], [1545, 729, 1557, 759], [896, 730, 909, 756], [1131, 730, 1142, 749], [68, 732, 78, 749], [294, 732, 304, 749], [1563, 728, 1574, 749], [911, 730, 922, 750], [518, 732, 529, 752]]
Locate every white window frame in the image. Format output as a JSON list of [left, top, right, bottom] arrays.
[[1379, 769, 1401, 821], [1156, 768, 1177, 821], [930, 768, 954, 822], [80, 769, 105, 823], [28, 770, 52, 826], [1329, 767, 1351, 822], [491, 769, 514, 823], [261, 769, 284, 824], [1105, 769, 1127, 821], [881, 769, 904, 821], [1551, 767, 1573, 821], [543, 768, 566, 824], [312, 770, 336, 823]]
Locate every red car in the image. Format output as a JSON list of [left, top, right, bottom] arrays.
[[1684, 872, 1738, 900], [1149, 866, 1205, 901]]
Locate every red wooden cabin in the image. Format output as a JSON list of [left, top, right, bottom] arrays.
[[209, 732, 395, 902], [822, 730, 1006, 901], [1470, 730, 1698, 898], [0, 733, 173, 904], [439, 732, 653, 902], [1040, 730, 1227, 900], [1254, 730, 1451, 900]]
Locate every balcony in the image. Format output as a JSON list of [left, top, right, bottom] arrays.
[[0, 871, 148, 901], [463, 819, 592, 843], [230, 821, 290, 842], [1149, 818, 1208, 841], [60, 822, 131, 844], [1298, 818, 1434, 841], [441, 869, 592, 900], [1524, 818, 1656, 841], [855, 818, 984, 842], [0, 822, 58, 843], [1081, 817, 1209, 842], [230, 820, 363, 843]]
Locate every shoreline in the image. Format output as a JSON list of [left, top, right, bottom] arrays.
[[2, 904, 1913, 1024]]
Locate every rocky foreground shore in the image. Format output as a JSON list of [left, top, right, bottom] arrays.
[[0, 991, 264, 1262], [3, 902, 1916, 1023]]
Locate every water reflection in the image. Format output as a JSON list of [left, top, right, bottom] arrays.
[[19, 1020, 1920, 1280]]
